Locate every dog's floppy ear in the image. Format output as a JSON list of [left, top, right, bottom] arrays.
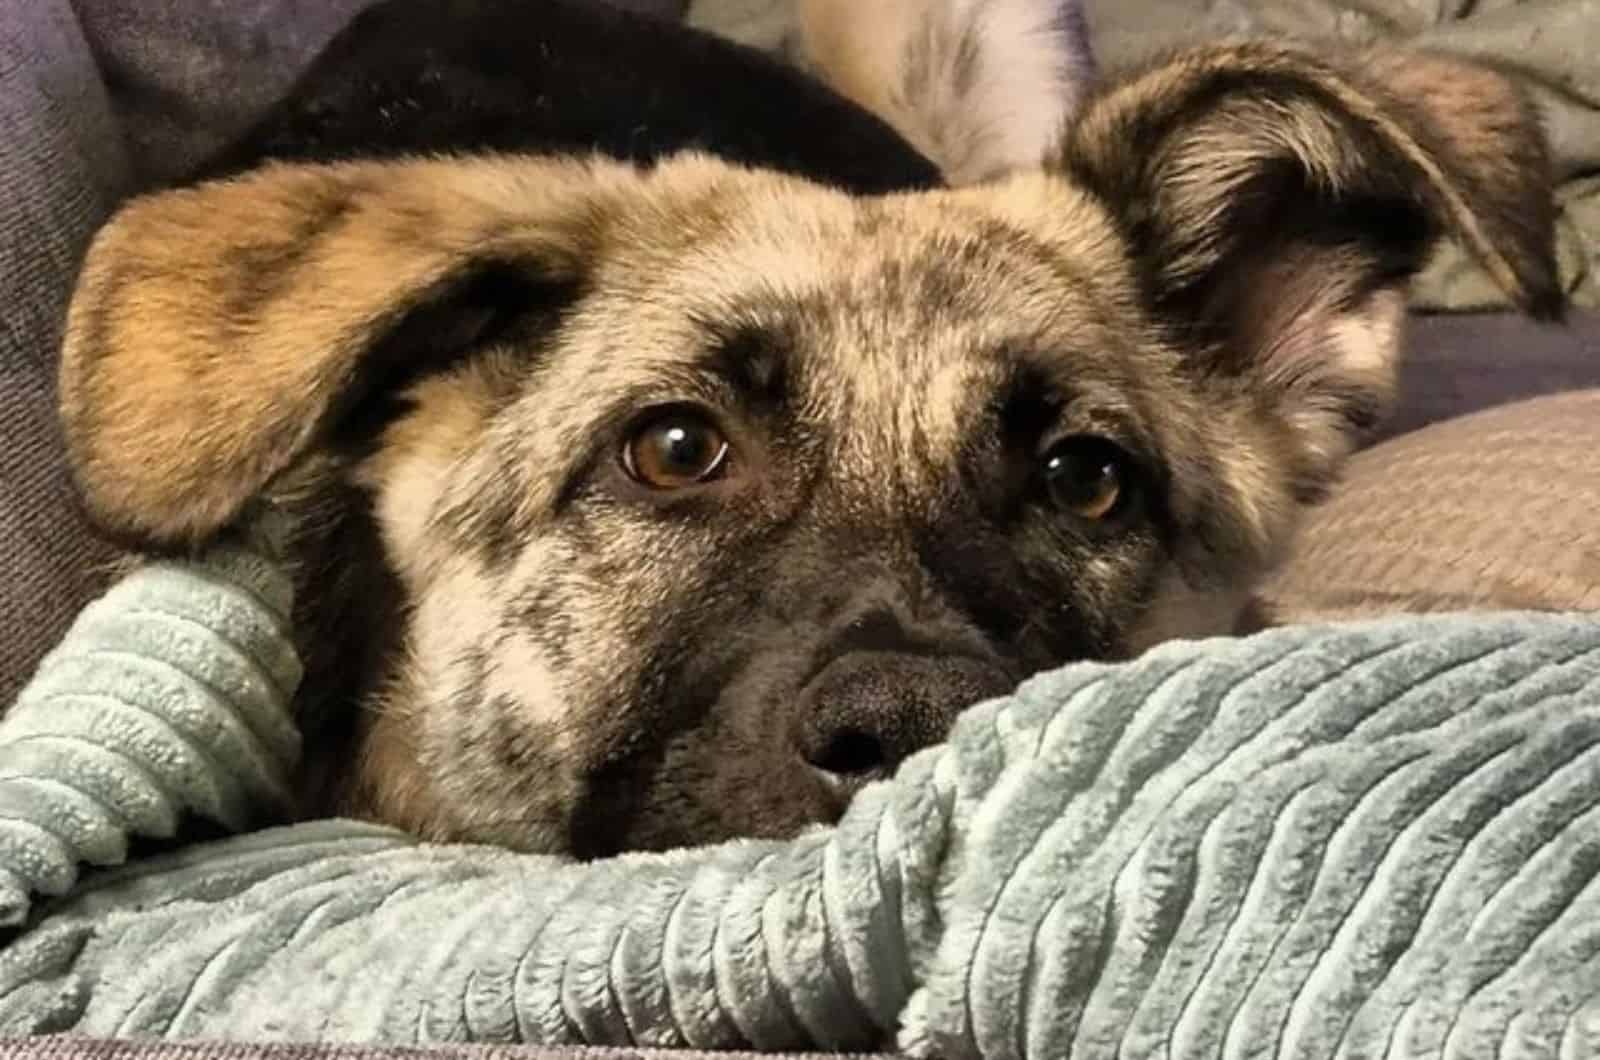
[[1062, 42, 1564, 495], [60, 156, 609, 549], [797, 0, 1096, 184]]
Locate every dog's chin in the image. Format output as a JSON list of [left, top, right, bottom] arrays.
[[595, 671, 995, 854], [807, 764, 883, 819], [576, 761, 849, 857]]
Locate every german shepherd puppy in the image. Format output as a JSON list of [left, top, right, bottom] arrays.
[[55, 0, 1563, 857]]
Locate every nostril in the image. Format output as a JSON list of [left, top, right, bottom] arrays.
[[807, 727, 887, 777], [795, 649, 1013, 792]]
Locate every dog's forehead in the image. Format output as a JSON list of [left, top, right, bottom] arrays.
[[609, 167, 1130, 322], [567, 168, 1147, 443]]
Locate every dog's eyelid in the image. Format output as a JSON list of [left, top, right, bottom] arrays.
[[603, 373, 736, 425], [1036, 409, 1141, 458], [993, 363, 1071, 445], [695, 321, 792, 412]]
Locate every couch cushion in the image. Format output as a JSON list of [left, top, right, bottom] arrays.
[[0, 0, 131, 706], [1382, 310, 1600, 440]]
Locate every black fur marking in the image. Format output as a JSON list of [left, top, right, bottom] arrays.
[[486, 693, 555, 775], [568, 748, 661, 859], [288, 480, 410, 815], [699, 322, 791, 413], [326, 263, 580, 457], [192, 0, 942, 196], [450, 645, 492, 715], [996, 365, 1070, 455], [449, 468, 539, 576], [511, 580, 577, 673]]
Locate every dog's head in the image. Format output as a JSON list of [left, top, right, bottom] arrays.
[[58, 39, 1561, 854]]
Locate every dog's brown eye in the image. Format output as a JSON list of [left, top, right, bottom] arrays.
[[1043, 436, 1129, 522], [623, 409, 730, 489]]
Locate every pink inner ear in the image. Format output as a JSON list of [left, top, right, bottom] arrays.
[[1219, 243, 1408, 475]]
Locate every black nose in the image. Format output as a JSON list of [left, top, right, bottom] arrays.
[[795, 651, 1015, 781]]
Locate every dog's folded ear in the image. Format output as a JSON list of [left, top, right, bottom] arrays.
[[1061, 41, 1565, 496], [797, 0, 1096, 184], [59, 156, 608, 550]]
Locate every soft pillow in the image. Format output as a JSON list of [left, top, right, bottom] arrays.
[[1263, 388, 1600, 622]]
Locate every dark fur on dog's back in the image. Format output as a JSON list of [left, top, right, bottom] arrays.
[[57, 4, 1566, 856], [195, 0, 940, 193]]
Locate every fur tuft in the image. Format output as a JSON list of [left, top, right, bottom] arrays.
[[797, 0, 1096, 183]]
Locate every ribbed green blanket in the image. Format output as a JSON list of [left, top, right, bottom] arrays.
[[2, 534, 1598, 1058]]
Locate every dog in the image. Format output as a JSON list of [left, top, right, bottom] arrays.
[[55, 0, 1563, 858]]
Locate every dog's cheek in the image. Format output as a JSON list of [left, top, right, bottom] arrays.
[[363, 493, 714, 853], [1128, 398, 1321, 653], [356, 360, 521, 590], [359, 549, 589, 851], [1123, 570, 1255, 655], [471, 515, 723, 854], [554, 511, 840, 853], [604, 726, 836, 853]]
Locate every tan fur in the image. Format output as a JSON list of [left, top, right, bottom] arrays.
[[62, 156, 621, 546], [1126, 573, 1254, 656], [355, 357, 516, 584], [348, 692, 438, 836], [57, 42, 1563, 854]]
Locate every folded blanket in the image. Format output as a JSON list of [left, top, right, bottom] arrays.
[[3, 535, 1600, 1057], [0, 517, 301, 926]]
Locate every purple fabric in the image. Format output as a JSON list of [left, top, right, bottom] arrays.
[[71, 0, 690, 189], [1383, 311, 1600, 440], [0, 0, 129, 705], [74, 0, 388, 189]]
